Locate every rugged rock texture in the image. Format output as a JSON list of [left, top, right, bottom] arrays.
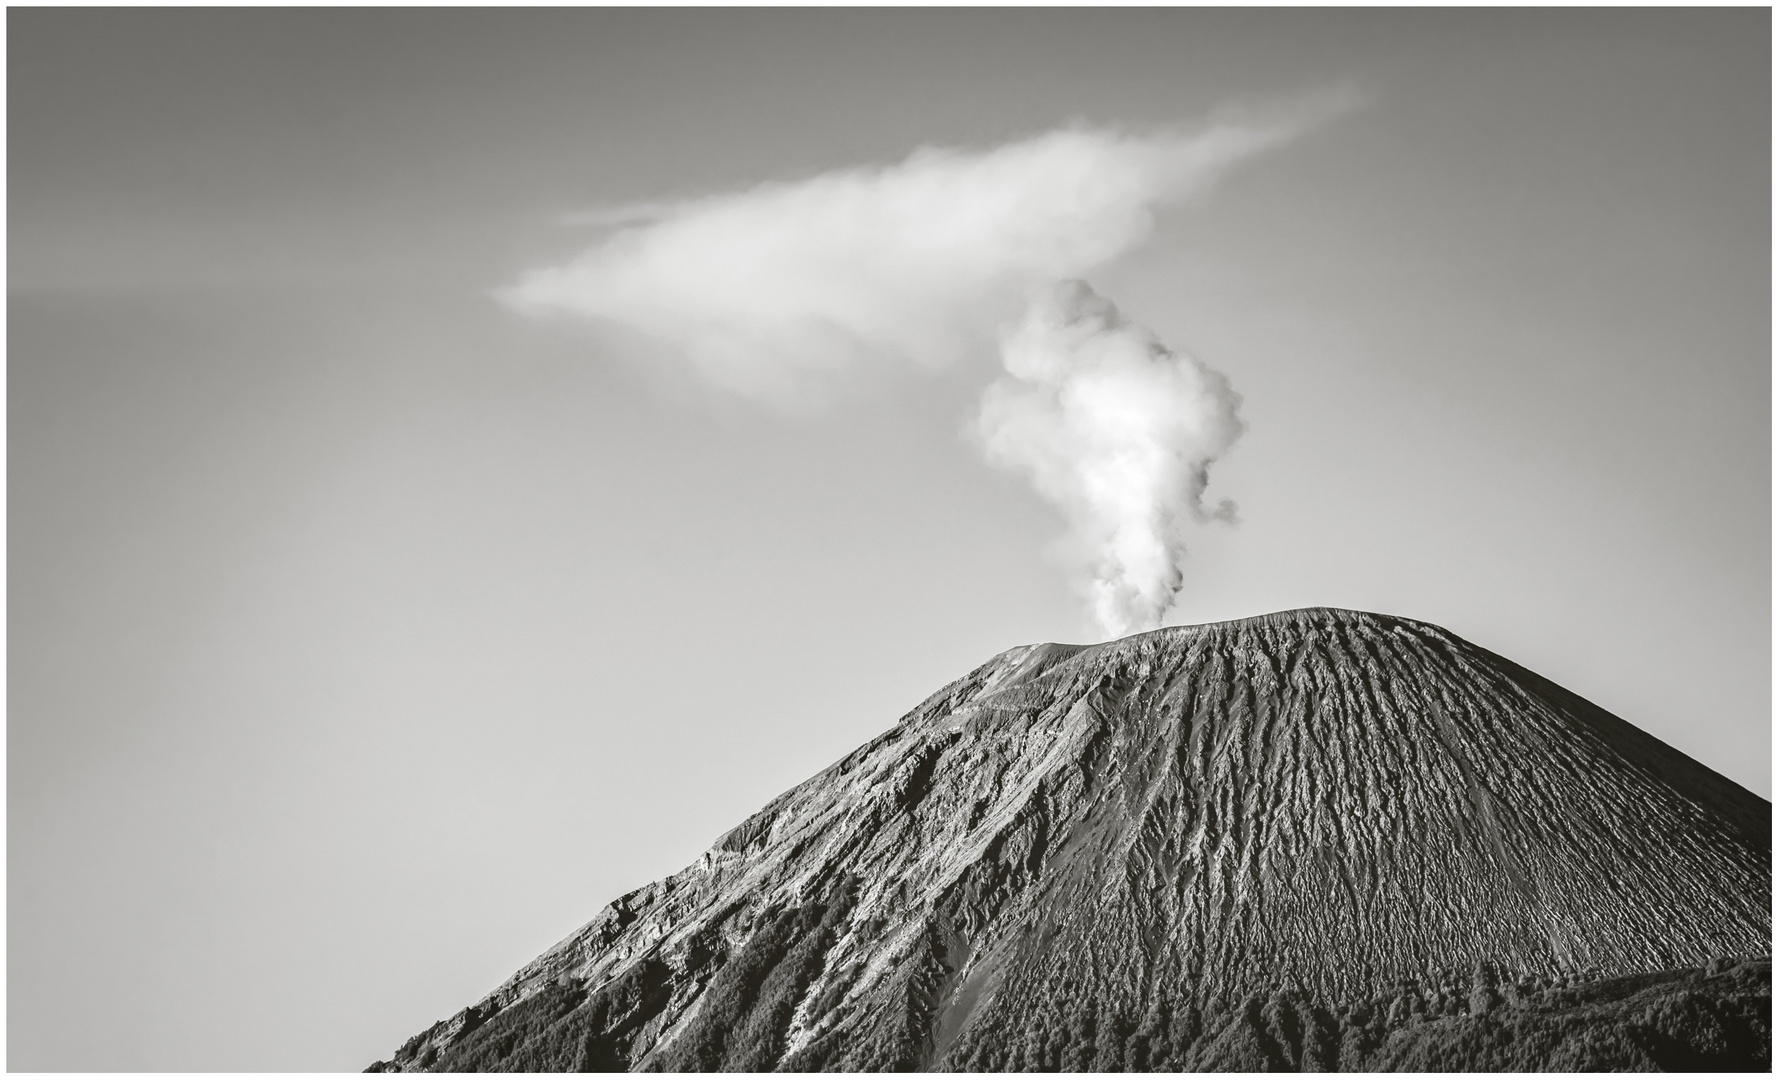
[[369, 608, 1770, 1072]]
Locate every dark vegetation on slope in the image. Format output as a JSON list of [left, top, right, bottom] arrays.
[[935, 956, 1771, 1072], [642, 881, 857, 1072], [369, 951, 1771, 1072]]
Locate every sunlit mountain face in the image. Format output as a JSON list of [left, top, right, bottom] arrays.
[[371, 608, 1771, 1073]]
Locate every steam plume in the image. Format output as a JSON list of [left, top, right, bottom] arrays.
[[979, 282, 1243, 637], [503, 104, 1346, 637]]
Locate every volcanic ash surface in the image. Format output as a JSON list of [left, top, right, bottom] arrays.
[[370, 607, 1770, 1072]]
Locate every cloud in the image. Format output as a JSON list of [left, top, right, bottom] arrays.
[[501, 102, 1344, 405], [502, 99, 1350, 636]]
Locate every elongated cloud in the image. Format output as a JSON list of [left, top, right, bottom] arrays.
[[503, 109, 1334, 404], [503, 104, 1345, 636]]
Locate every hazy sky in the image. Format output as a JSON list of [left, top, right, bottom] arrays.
[[10, 9, 1769, 1071]]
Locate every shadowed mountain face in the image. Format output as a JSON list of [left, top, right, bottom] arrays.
[[370, 608, 1770, 1072]]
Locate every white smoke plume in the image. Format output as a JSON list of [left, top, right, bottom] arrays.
[[979, 281, 1243, 638], [502, 102, 1349, 637]]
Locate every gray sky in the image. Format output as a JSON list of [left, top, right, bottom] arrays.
[[9, 9, 1769, 1071]]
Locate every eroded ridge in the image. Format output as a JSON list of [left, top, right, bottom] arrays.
[[370, 608, 1770, 1072]]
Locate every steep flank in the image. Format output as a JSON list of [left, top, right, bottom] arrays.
[[370, 608, 1770, 1072]]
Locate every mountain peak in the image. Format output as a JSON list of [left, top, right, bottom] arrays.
[[372, 609, 1769, 1072]]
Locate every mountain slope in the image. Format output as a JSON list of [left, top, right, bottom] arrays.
[[369, 608, 1770, 1072]]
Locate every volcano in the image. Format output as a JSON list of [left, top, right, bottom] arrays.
[[369, 608, 1770, 1072]]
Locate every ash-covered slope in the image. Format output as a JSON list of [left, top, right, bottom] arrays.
[[370, 608, 1770, 1072]]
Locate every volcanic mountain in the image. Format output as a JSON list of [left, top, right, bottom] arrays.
[[370, 608, 1770, 1072]]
